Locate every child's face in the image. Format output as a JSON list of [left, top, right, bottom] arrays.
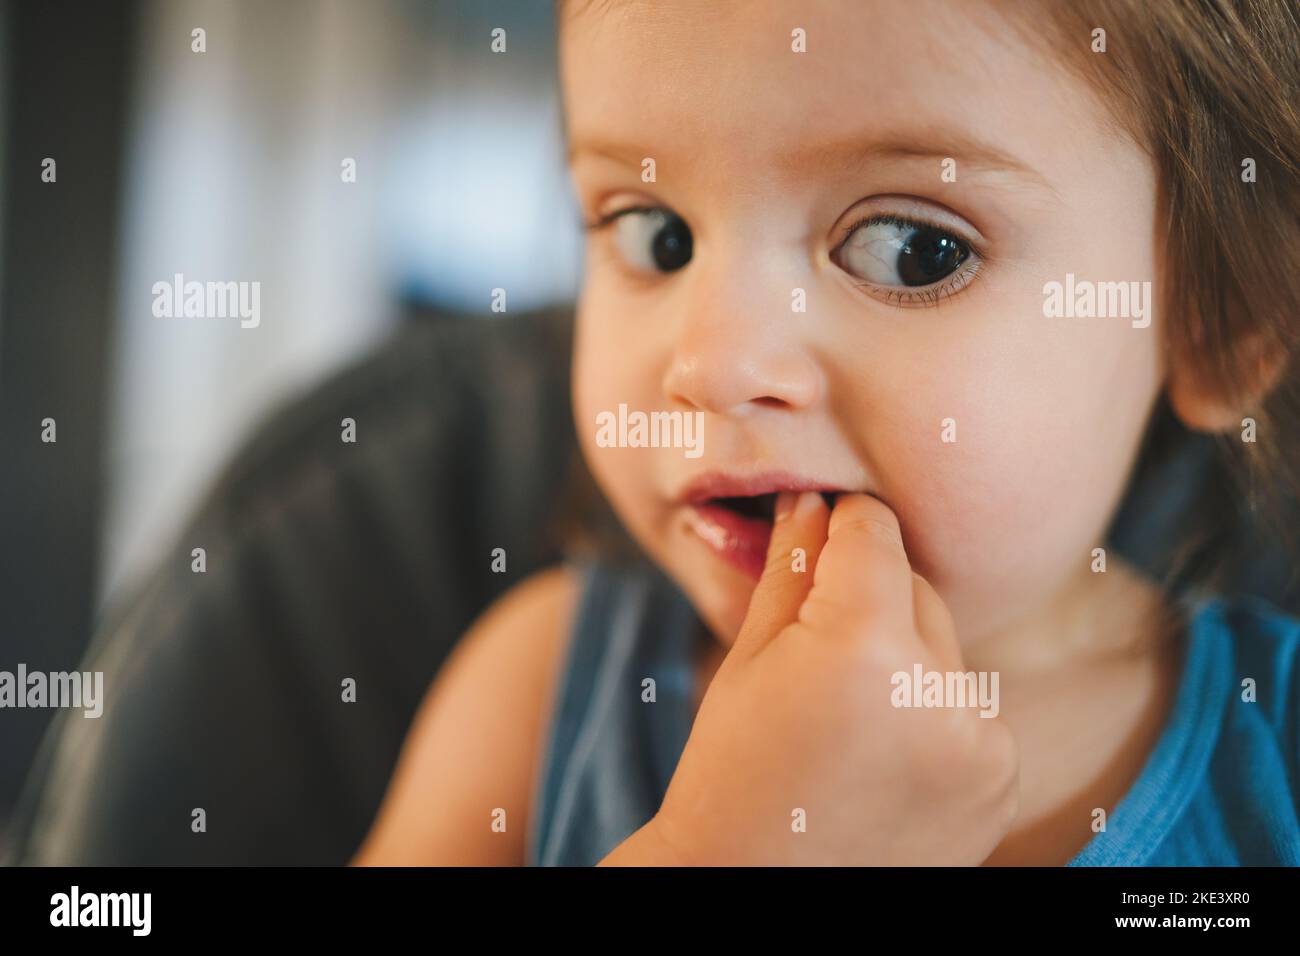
[[562, 0, 1163, 646]]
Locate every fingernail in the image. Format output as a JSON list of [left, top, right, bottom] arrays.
[[797, 490, 825, 516], [774, 491, 797, 521]]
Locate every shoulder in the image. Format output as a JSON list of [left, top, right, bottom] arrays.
[[353, 565, 585, 865], [1202, 593, 1300, 750], [427, 563, 584, 724], [426, 563, 585, 773], [1191, 594, 1300, 861], [466, 564, 585, 653], [436, 565, 586, 728]]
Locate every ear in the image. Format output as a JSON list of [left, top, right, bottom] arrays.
[[1167, 332, 1290, 433]]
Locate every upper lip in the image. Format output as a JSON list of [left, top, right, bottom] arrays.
[[678, 470, 850, 506]]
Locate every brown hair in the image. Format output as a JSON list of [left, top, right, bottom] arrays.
[[1006, 0, 1300, 600]]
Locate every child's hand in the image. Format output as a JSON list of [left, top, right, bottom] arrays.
[[651, 491, 1020, 865]]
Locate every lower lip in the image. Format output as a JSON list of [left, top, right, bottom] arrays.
[[684, 503, 773, 581]]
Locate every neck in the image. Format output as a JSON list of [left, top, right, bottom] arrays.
[[960, 557, 1179, 681]]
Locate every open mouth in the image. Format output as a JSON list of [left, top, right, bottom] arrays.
[[710, 493, 778, 522], [686, 490, 841, 580], [707, 491, 839, 521]]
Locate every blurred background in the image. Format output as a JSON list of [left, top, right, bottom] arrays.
[[0, 0, 582, 852]]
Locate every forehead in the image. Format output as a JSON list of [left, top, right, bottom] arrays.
[[560, 0, 1101, 186]]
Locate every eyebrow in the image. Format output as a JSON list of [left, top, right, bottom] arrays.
[[568, 129, 1056, 195]]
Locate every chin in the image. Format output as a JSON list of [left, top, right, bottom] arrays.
[[688, 582, 748, 645]]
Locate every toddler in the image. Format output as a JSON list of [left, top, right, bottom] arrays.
[[354, 0, 1300, 866]]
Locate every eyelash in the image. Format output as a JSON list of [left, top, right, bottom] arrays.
[[580, 206, 984, 307], [581, 206, 648, 232]]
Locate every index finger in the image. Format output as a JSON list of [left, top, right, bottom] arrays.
[[804, 493, 915, 633]]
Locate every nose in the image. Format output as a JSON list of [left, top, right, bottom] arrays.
[[661, 251, 824, 415]]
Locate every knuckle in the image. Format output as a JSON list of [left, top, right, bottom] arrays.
[[794, 589, 834, 631], [834, 514, 904, 551], [846, 630, 909, 675]]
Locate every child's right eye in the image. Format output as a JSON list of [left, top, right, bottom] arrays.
[[590, 207, 694, 274]]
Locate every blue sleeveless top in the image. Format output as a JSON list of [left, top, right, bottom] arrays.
[[526, 561, 1300, 866]]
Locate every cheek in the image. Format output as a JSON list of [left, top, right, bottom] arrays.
[[571, 300, 662, 530], [571, 279, 659, 420], [866, 320, 1161, 640], [890, 434, 1097, 637]]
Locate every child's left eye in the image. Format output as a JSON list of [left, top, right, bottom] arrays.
[[832, 216, 979, 305]]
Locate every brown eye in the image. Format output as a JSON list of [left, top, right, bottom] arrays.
[[836, 217, 971, 287], [612, 208, 693, 273]]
